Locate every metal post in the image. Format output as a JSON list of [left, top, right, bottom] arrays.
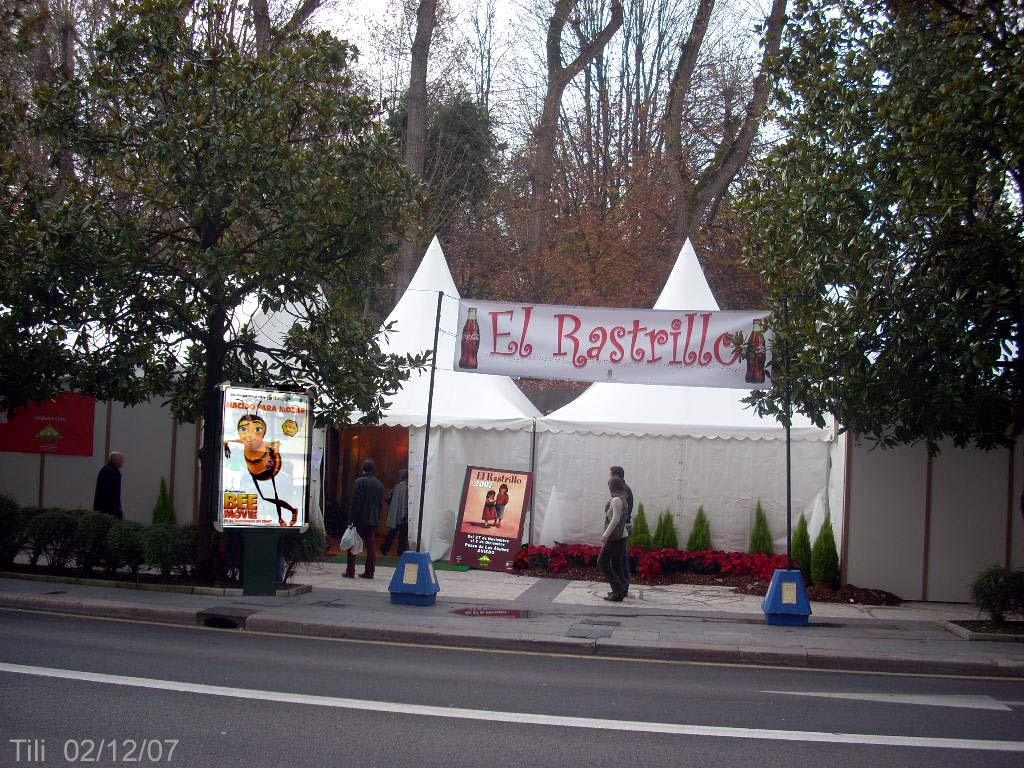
[[528, 419, 537, 545], [416, 291, 444, 553], [783, 298, 793, 571]]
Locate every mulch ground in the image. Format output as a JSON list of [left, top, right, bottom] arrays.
[[520, 566, 903, 606]]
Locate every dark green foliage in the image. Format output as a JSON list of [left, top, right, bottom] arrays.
[[792, 513, 812, 578], [686, 506, 713, 552], [26, 509, 81, 572], [0, 494, 24, 567], [629, 503, 652, 550], [75, 512, 117, 575], [143, 524, 179, 581], [749, 501, 774, 555], [281, 526, 327, 584], [811, 515, 840, 586], [107, 520, 146, 578], [652, 511, 679, 550], [970, 566, 1024, 623], [742, 1, 1024, 452], [152, 478, 176, 526]]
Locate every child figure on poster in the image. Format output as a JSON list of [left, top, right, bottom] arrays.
[[481, 490, 498, 527], [224, 412, 298, 526], [494, 484, 510, 528]]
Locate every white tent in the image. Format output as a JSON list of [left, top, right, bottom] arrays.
[[377, 237, 541, 558], [534, 240, 840, 553]]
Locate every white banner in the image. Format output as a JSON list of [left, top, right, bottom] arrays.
[[454, 300, 772, 389], [219, 385, 312, 528]]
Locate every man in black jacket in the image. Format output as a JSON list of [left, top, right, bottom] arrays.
[[93, 452, 125, 519], [344, 459, 385, 579]]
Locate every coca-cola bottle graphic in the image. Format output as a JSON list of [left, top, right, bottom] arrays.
[[459, 308, 480, 369], [745, 318, 767, 384]]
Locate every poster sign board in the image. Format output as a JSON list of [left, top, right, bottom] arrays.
[[0, 393, 95, 456], [451, 466, 532, 571], [219, 385, 312, 529]]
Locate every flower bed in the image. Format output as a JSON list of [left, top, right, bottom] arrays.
[[514, 544, 790, 583]]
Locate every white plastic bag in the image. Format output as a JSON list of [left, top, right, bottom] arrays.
[[340, 525, 362, 555]]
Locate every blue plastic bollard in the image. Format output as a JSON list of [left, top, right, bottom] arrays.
[[762, 568, 812, 626], [388, 551, 441, 606]]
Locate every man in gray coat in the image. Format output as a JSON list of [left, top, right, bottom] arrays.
[[344, 459, 385, 579], [381, 468, 409, 555]]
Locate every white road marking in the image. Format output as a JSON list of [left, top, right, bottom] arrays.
[[1, 663, 1022, 752], [762, 690, 1012, 711]]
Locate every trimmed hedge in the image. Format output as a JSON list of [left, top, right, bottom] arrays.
[[686, 506, 712, 551]]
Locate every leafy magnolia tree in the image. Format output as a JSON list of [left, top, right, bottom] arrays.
[[6, 0, 424, 573], [743, 1, 1023, 461]]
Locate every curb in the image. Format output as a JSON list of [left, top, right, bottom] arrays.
[[941, 620, 1024, 643], [1, 571, 310, 598]]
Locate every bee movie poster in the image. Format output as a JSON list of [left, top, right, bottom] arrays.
[[219, 385, 312, 529], [450, 466, 533, 572]]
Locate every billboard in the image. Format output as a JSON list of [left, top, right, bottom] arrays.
[[454, 299, 771, 389], [450, 466, 532, 572], [219, 385, 312, 529], [0, 393, 95, 456]]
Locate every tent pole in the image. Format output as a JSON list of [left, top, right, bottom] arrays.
[[528, 418, 537, 545], [416, 291, 444, 553], [783, 298, 793, 571]]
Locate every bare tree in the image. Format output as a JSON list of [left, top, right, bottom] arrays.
[[524, 0, 622, 295]]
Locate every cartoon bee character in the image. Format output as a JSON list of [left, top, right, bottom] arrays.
[[223, 407, 298, 526]]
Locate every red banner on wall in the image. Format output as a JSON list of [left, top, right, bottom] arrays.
[[0, 394, 96, 456]]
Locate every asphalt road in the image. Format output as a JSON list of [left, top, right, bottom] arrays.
[[1, 608, 1023, 768]]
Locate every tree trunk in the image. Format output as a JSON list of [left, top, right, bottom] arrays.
[[395, 0, 437, 299], [195, 306, 228, 580], [664, 0, 787, 249], [525, 0, 623, 295]]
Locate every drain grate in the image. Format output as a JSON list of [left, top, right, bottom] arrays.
[[44, 590, 67, 595]]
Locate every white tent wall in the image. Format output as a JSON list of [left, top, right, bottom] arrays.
[[407, 424, 536, 560], [844, 438, 1022, 602], [532, 431, 833, 553]]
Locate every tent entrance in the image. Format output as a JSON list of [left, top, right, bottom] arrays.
[[325, 425, 409, 550]]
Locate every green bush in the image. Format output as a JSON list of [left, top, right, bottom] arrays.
[[629, 503, 652, 550], [811, 514, 840, 586], [174, 524, 198, 577], [749, 501, 774, 555], [143, 524, 179, 581], [0, 493, 24, 567], [652, 511, 679, 550], [152, 478, 176, 525], [20, 507, 57, 565], [281, 525, 327, 583], [75, 512, 117, 575], [791, 513, 812, 578], [26, 509, 81, 572], [686, 506, 713, 551], [970, 565, 1024, 623], [107, 520, 146, 578]]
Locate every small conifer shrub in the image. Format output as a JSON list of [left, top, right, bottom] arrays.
[[749, 501, 774, 555], [686, 506, 712, 551], [629, 503, 652, 550], [791, 513, 812, 578], [811, 514, 840, 586]]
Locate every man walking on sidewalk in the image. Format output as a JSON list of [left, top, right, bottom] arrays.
[[345, 459, 384, 580]]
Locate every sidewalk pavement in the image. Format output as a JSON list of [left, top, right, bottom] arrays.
[[2, 560, 1023, 678]]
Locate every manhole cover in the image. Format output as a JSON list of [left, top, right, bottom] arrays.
[[451, 607, 537, 619]]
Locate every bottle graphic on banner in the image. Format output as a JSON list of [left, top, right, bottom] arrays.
[[745, 319, 767, 384], [459, 308, 480, 369]]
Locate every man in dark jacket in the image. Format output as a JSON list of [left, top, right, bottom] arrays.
[[93, 452, 125, 519], [345, 459, 385, 579]]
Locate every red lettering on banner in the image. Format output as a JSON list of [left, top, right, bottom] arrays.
[[697, 313, 713, 366], [490, 310, 516, 356], [554, 314, 587, 368], [646, 329, 668, 363], [683, 314, 698, 364], [628, 320, 647, 362], [519, 306, 534, 357], [587, 326, 608, 361], [669, 319, 684, 364], [713, 332, 741, 366]]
